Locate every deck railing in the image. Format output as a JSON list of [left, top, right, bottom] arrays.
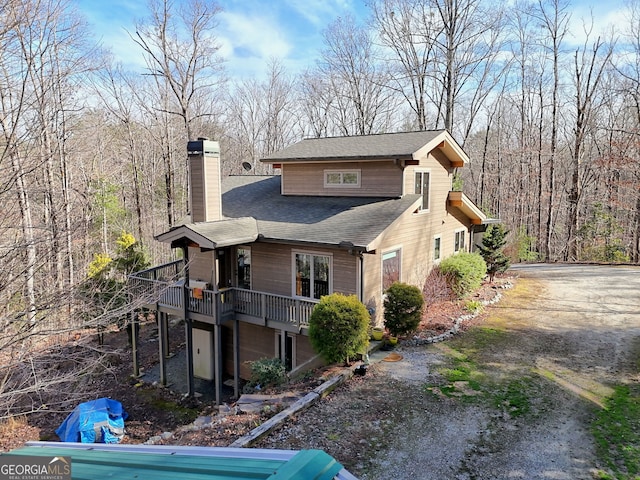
[[132, 259, 184, 281], [128, 263, 317, 329]]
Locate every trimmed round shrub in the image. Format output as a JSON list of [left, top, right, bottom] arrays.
[[383, 282, 424, 337], [308, 293, 370, 365], [439, 252, 487, 298]]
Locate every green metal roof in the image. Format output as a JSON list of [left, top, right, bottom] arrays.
[[3, 442, 356, 480]]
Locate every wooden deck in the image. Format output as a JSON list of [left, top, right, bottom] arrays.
[[128, 261, 316, 333]]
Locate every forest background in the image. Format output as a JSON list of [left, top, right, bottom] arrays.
[[1, 0, 639, 419]]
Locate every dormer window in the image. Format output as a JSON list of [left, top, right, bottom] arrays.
[[324, 169, 361, 188]]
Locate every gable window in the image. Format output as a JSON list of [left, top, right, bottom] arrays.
[[382, 248, 401, 291], [294, 252, 331, 299], [324, 169, 360, 187], [414, 170, 430, 211], [434, 235, 442, 261], [454, 229, 466, 253]]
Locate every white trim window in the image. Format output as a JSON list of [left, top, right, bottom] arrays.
[[324, 169, 361, 188], [414, 170, 431, 211], [454, 229, 467, 253], [293, 252, 331, 300], [433, 235, 442, 262], [382, 248, 401, 291], [275, 331, 296, 371]]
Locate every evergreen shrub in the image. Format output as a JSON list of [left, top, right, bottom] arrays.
[[308, 293, 370, 364], [439, 252, 487, 298], [383, 282, 424, 337]]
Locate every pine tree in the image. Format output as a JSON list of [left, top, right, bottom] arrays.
[[477, 224, 510, 282]]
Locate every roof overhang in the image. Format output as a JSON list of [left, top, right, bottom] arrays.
[[414, 131, 469, 167], [448, 191, 487, 225], [155, 217, 259, 250], [262, 155, 412, 164]]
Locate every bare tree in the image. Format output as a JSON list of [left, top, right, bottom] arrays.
[[317, 14, 397, 135], [371, 0, 440, 130], [566, 31, 614, 260], [132, 0, 226, 221], [133, 0, 225, 140], [225, 59, 299, 173], [533, 0, 571, 261]]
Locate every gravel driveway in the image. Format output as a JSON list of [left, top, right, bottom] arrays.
[[257, 264, 640, 479]]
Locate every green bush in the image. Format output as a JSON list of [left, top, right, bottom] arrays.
[[308, 293, 370, 365], [439, 252, 487, 298], [383, 282, 424, 337], [247, 357, 287, 389]]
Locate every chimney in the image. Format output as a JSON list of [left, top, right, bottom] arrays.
[[187, 138, 222, 223]]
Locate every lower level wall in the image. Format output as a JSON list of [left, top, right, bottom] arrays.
[[221, 322, 318, 380]]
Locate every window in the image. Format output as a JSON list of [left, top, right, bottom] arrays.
[[454, 230, 466, 253], [414, 170, 430, 211], [294, 252, 331, 299], [434, 235, 441, 261], [382, 248, 401, 291], [236, 247, 251, 289], [275, 331, 296, 371], [324, 169, 360, 187]]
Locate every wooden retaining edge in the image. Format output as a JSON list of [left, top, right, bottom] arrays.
[[229, 370, 353, 448]]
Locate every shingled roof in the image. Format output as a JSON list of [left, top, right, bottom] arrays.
[[261, 130, 449, 162], [220, 175, 420, 251]]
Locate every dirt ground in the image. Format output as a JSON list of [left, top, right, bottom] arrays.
[[257, 264, 640, 479]]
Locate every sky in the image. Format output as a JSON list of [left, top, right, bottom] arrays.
[[74, 0, 630, 82], [74, 0, 369, 80]]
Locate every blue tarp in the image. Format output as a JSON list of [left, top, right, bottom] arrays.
[[56, 398, 128, 443]]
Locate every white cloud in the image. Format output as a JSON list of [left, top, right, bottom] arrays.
[[218, 10, 293, 79], [566, 2, 629, 46], [284, 0, 360, 27]]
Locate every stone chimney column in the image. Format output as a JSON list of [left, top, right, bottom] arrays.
[[187, 138, 222, 223]]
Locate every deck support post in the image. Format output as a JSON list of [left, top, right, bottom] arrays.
[[158, 311, 168, 386], [233, 319, 240, 399], [131, 310, 139, 378], [214, 322, 223, 405]]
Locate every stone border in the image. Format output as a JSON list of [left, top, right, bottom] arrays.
[[407, 281, 513, 346]]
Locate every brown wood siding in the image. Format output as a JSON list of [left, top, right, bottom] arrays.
[[190, 153, 222, 222], [363, 150, 469, 324], [204, 154, 222, 221], [221, 324, 317, 379], [190, 156, 206, 222], [222, 322, 276, 379], [250, 243, 292, 296], [281, 161, 402, 197], [187, 247, 215, 287], [250, 243, 357, 297], [295, 334, 316, 365]]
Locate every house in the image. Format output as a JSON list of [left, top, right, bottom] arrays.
[[128, 130, 488, 403]]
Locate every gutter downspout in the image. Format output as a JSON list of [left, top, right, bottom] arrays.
[[358, 252, 364, 303]]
